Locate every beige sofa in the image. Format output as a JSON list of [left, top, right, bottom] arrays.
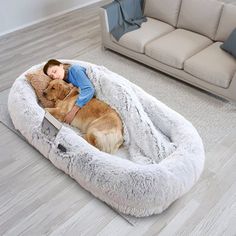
[[100, 0, 236, 102]]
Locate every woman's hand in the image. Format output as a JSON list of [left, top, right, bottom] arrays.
[[64, 105, 80, 124]]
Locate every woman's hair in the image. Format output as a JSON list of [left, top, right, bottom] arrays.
[[43, 59, 62, 75], [43, 59, 71, 80]]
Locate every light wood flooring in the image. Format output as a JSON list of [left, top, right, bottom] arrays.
[[0, 1, 236, 235]]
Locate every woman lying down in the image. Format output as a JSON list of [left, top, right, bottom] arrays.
[[43, 59, 124, 154]]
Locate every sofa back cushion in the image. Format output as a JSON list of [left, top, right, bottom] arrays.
[[144, 0, 182, 27], [215, 4, 236, 42], [177, 0, 223, 39]]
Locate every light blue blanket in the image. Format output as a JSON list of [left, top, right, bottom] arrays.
[[102, 0, 147, 41]]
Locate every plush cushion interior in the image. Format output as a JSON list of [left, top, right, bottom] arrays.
[[26, 70, 55, 108], [184, 42, 236, 88], [144, 0, 182, 26], [26, 63, 176, 164], [215, 4, 236, 42], [111, 17, 174, 53], [145, 29, 213, 69], [177, 0, 223, 40]]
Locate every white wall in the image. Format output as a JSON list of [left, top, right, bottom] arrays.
[[0, 0, 101, 36]]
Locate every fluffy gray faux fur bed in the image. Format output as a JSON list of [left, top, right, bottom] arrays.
[[8, 60, 205, 217]]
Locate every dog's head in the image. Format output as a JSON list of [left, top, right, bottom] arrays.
[[43, 79, 74, 101]]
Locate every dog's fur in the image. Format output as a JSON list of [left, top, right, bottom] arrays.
[[43, 79, 123, 154]]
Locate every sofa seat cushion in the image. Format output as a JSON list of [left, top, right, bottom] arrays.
[[111, 17, 174, 53], [145, 29, 213, 69], [184, 42, 236, 88]]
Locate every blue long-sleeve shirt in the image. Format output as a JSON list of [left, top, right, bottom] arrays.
[[65, 64, 95, 108]]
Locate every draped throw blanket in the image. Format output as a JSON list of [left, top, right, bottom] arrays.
[[86, 65, 176, 164], [102, 0, 147, 41]]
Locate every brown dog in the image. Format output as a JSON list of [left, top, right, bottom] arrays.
[[43, 79, 123, 154]]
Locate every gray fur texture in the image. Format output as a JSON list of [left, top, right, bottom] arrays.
[[8, 60, 205, 217]]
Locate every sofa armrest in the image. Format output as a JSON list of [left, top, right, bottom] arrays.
[[230, 72, 236, 89], [229, 72, 236, 100], [99, 7, 112, 47]]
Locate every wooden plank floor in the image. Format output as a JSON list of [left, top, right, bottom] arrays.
[[0, 1, 236, 235]]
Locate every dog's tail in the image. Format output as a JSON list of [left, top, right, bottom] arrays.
[[86, 130, 123, 154]]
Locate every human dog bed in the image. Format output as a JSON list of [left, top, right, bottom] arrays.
[[8, 60, 205, 217]]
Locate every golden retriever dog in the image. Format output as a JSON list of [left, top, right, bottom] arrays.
[[43, 79, 123, 154]]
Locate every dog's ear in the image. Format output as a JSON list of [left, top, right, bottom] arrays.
[[59, 83, 70, 100]]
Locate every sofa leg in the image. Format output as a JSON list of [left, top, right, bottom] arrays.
[[101, 45, 108, 51]]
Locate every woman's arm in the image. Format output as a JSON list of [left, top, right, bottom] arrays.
[[64, 65, 95, 124], [68, 65, 95, 108]]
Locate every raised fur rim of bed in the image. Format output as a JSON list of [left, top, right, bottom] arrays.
[[8, 60, 205, 217]]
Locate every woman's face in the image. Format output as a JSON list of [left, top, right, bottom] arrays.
[[47, 64, 65, 80]]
